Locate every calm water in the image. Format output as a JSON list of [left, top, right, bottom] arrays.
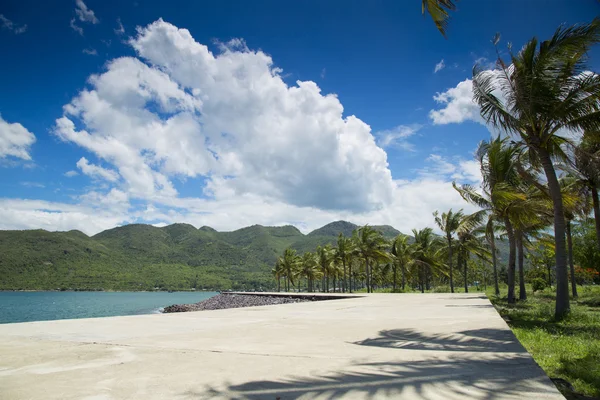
[[0, 291, 218, 324]]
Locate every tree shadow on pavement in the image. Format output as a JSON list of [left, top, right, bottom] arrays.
[[353, 328, 526, 353], [184, 328, 557, 400]]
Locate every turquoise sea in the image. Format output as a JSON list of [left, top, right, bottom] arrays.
[[0, 291, 218, 324]]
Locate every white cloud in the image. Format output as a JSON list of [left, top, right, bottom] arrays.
[[434, 59, 445, 73], [417, 154, 482, 185], [115, 18, 125, 35], [54, 19, 394, 212], [74, 0, 99, 24], [82, 48, 97, 55], [375, 125, 420, 151], [0, 14, 27, 34], [70, 18, 83, 35], [429, 78, 483, 125], [76, 157, 120, 182], [0, 19, 484, 236], [0, 115, 36, 160], [64, 170, 79, 177], [20, 182, 45, 188]]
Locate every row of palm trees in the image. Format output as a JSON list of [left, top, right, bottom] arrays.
[[272, 19, 600, 319], [271, 222, 488, 296]]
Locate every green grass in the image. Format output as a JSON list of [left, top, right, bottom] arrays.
[[488, 285, 600, 398]]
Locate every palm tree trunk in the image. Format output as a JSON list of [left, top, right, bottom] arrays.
[[516, 230, 526, 301], [401, 263, 406, 291], [278, 276, 281, 292], [566, 219, 578, 298], [592, 186, 600, 251], [504, 217, 517, 304], [420, 265, 425, 293], [343, 260, 347, 293], [537, 146, 570, 318], [448, 236, 454, 293], [349, 264, 353, 293], [490, 230, 500, 296], [393, 264, 397, 291], [365, 258, 371, 293], [463, 249, 468, 293]]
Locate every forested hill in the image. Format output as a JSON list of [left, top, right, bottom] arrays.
[[0, 221, 405, 291]]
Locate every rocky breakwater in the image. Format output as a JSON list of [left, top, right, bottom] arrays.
[[163, 293, 312, 313]]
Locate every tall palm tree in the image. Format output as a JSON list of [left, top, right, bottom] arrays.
[[410, 228, 442, 293], [299, 251, 319, 292], [454, 137, 522, 301], [455, 223, 489, 293], [573, 131, 600, 250], [335, 233, 353, 293], [433, 209, 461, 293], [316, 245, 334, 293], [352, 226, 390, 293], [472, 19, 600, 317], [272, 259, 283, 292], [279, 248, 299, 292], [422, 0, 457, 38], [390, 234, 412, 291]]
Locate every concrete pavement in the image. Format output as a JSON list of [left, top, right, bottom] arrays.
[[0, 293, 563, 399]]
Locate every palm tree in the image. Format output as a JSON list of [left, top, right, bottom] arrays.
[[573, 131, 600, 250], [390, 234, 411, 291], [271, 259, 283, 292], [433, 208, 466, 293], [299, 251, 319, 292], [279, 248, 299, 292], [335, 233, 353, 293], [472, 19, 600, 317], [410, 228, 442, 293], [454, 137, 522, 301], [422, 0, 457, 37], [455, 223, 489, 293], [353, 226, 390, 293], [316, 245, 334, 293]]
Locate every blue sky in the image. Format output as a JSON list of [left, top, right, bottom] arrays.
[[0, 0, 599, 234]]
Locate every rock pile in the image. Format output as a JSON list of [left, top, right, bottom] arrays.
[[163, 293, 312, 313]]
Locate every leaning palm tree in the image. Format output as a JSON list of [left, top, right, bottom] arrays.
[[472, 19, 600, 317], [352, 226, 390, 293], [433, 208, 466, 293], [454, 137, 522, 300]]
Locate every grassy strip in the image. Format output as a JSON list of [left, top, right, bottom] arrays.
[[489, 285, 600, 398]]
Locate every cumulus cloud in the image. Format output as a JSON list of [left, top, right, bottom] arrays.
[[74, 0, 99, 24], [55, 19, 393, 212], [64, 170, 79, 177], [417, 154, 482, 185], [429, 78, 483, 125], [0, 14, 27, 34], [76, 157, 120, 182], [0, 19, 484, 235], [0, 115, 36, 160], [434, 59, 445, 73], [375, 125, 420, 151]]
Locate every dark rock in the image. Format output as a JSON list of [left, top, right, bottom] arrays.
[[163, 293, 312, 313]]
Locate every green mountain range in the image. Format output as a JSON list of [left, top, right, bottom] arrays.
[[0, 221, 402, 291]]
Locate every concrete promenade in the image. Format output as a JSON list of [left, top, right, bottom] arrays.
[[0, 293, 563, 399]]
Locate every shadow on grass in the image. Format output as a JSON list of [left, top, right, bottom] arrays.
[[558, 349, 600, 399]]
